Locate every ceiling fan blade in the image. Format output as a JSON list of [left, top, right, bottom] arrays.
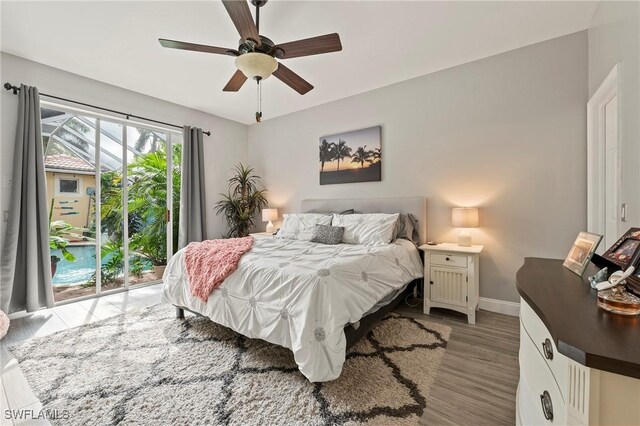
[[159, 38, 238, 56], [273, 63, 313, 95], [273, 33, 342, 59], [223, 69, 248, 92], [221, 0, 260, 45]]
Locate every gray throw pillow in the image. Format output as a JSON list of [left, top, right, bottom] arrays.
[[393, 213, 420, 245], [310, 224, 345, 245]]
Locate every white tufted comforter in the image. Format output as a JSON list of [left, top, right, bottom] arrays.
[[161, 237, 423, 382]]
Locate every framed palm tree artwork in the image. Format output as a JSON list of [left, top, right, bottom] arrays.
[[319, 126, 381, 185]]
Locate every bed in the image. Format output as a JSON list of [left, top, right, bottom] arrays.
[[162, 197, 427, 382]]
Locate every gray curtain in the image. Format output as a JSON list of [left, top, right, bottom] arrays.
[[178, 126, 207, 249], [0, 85, 54, 314]]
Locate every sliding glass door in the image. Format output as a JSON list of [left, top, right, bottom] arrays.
[[126, 126, 174, 286], [41, 104, 181, 303]]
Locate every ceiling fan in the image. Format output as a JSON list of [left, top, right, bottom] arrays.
[[159, 0, 342, 121]]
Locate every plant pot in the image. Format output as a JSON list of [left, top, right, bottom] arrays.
[[50, 255, 60, 278], [153, 265, 167, 279]]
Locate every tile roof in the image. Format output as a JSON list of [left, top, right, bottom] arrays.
[[44, 154, 95, 172]]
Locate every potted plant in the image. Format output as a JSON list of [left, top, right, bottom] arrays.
[[130, 232, 167, 279], [215, 164, 268, 238]]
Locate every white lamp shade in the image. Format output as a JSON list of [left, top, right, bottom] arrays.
[[235, 53, 278, 80], [452, 207, 479, 228], [262, 208, 278, 222]]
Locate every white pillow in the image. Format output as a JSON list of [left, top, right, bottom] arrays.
[[332, 213, 400, 246], [276, 213, 332, 241]]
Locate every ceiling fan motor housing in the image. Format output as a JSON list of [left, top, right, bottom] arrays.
[[238, 35, 283, 58]]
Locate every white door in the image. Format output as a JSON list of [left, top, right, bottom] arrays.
[[587, 64, 620, 252], [604, 95, 619, 248]]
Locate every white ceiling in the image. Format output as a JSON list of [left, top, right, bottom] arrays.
[[1, 1, 598, 125]]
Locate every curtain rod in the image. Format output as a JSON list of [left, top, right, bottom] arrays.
[[3, 82, 211, 136]]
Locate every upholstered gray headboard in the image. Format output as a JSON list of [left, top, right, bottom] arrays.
[[301, 197, 427, 244]]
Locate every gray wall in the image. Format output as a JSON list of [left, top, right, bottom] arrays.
[[588, 1, 640, 227], [0, 53, 248, 245], [248, 31, 589, 303]]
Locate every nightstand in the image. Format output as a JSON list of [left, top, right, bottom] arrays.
[[419, 243, 483, 324]]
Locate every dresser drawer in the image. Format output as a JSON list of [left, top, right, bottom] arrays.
[[519, 323, 567, 424], [430, 253, 467, 268], [518, 372, 547, 426], [520, 298, 567, 395]]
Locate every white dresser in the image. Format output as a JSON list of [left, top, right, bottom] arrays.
[[420, 243, 483, 324], [517, 258, 640, 426]]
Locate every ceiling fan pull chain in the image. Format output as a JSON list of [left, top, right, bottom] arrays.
[[256, 78, 263, 123]]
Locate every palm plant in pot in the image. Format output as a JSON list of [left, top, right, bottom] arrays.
[[215, 164, 268, 238]]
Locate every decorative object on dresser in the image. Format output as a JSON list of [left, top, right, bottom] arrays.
[[319, 126, 381, 185], [420, 243, 483, 324], [626, 268, 640, 297], [601, 227, 640, 270], [587, 266, 608, 289], [516, 258, 640, 426], [451, 207, 479, 246], [596, 282, 640, 315], [214, 163, 268, 238], [562, 231, 603, 276], [261, 208, 278, 234]]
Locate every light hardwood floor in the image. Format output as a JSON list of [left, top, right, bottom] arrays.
[[398, 303, 520, 425], [1, 286, 519, 425]]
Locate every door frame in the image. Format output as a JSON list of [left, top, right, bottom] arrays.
[[587, 64, 621, 250], [41, 100, 182, 306]]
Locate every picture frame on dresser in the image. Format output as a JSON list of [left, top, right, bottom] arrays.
[[563, 231, 603, 276], [601, 227, 640, 270]]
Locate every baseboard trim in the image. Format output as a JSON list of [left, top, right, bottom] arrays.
[[478, 297, 520, 317]]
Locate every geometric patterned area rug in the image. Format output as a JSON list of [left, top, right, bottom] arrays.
[[9, 303, 451, 426]]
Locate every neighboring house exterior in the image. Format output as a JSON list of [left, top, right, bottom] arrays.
[[44, 154, 96, 229]]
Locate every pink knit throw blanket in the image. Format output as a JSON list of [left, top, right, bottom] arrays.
[[184, 236, 254, 302]]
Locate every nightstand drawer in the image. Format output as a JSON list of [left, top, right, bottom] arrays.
[[431, 253, 467, 268]]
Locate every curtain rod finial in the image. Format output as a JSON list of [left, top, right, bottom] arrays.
[[3, 82, 18, 94]]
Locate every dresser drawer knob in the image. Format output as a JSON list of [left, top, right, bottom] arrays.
[[445, 257, 450, 261], [540, 390, 553, 421], [542, 338, 554, 360]]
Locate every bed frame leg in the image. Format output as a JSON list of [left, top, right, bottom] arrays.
[[175, 307, 185, 319]]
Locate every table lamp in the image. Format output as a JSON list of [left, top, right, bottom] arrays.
[[452, 207, 479, 247], [262, 208, 278, 234]]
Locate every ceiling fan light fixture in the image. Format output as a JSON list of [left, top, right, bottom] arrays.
[[235, 52, 278, 80]]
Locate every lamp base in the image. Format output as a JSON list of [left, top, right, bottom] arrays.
[[458, 230, 472, 247], [266, 221, 275, 234]]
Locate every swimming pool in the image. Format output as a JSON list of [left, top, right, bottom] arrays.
[[51, 245, 151, 285]]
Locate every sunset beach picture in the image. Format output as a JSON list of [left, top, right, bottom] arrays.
[[319, 126, 381, 185]]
